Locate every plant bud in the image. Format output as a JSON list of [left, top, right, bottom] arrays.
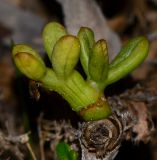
[[42, 22, 67, 60], [89, 40, 109, 84], [51, 35, 80, 78], [106, 37, 149, 86], [77, 27, 95, 77], [12, 44, 46, 80]]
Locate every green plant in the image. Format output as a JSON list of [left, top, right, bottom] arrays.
[[12, 22, 149, 121], [56, 142, 78, 160]]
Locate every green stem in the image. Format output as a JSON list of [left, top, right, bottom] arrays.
[[41, 69, 111, 120]]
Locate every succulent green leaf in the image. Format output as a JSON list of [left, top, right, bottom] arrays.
[[56, 142, 78, 160], [89, 40, 109, 86], [77, 27, 95, 77], [51, 35, 80, 78], [12, 44, 46, 80], [106, 36, 149, 86], [42, 22, 67, 60]]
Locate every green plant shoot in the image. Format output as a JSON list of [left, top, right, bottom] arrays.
[[12, 22, 149, 121]]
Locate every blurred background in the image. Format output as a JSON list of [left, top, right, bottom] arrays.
[[0, 0, 157, 159]]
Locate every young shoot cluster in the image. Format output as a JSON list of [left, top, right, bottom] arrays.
[[12, 22, 149, 121]]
